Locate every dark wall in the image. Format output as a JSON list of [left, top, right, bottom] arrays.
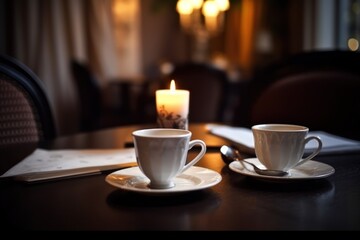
[[140, 0, 189, 79]]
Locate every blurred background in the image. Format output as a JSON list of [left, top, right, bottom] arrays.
[[1, 0, 359, 136]]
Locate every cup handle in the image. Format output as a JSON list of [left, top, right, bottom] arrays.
[[295, 136, 323, 167], [181, 139, 207, 173]]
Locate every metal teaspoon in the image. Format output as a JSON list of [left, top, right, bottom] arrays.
[[220, 145, 288, 177]]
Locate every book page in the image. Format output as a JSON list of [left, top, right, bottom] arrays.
[[0, 148, 137, 181]]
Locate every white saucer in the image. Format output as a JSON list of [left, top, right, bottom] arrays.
[[229, 158, 335, 181], [105, 166, 222, 195]]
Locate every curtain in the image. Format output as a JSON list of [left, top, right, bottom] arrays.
[[225, 0, 264, 79], [1, 0, 121, 135], [225, 0, 311, 79]]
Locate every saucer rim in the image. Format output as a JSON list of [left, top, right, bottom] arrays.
[[229, 158, 335, 181], [105, 166, 222, 195]]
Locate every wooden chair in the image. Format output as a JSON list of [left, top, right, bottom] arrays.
[[0, 54, 56, 174], [70, 60, 103, 132], [233, 50, 360, 140], [70, 60, 126, 132], [163, 62, 231, 123]]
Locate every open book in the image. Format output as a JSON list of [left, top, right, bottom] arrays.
[[207, 124, 360, 156], [0, 148, 137, 182]]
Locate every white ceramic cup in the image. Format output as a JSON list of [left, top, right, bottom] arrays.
[[252, 124, 322, 172], [132, 128, 206, 189]]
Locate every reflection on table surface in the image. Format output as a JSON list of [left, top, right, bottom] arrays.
[[1, 123, 359, 230]]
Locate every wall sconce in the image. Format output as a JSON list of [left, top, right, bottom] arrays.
[[176, 0, 230, 36], [176, 0, 230, 62]]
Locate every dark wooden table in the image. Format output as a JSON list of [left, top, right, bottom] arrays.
[[1, 124, 360, 230]]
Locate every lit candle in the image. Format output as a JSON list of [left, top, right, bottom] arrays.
[[156, 80, 190, 130]]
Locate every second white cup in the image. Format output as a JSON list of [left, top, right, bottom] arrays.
[[132, 128, 206, 189], [252, 124, 323, 172]]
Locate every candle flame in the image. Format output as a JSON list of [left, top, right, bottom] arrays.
[[170, 80, 176, 92]]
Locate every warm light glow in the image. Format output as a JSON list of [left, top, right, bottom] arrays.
[[113, 0, 137, 16], [176, 0, 230, 39], [239, 0, 256, 77], [202, 0, 219, 17], [176, 0, 230, 61], [177, 0, 193, 15], [348, 38, 359, 51], [214, 0, 230, 11], [170, 80, 176, 92], [192, 0, 204, 9]]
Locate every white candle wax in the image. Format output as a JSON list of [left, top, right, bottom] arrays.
[[156, 80, 189, 129]]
